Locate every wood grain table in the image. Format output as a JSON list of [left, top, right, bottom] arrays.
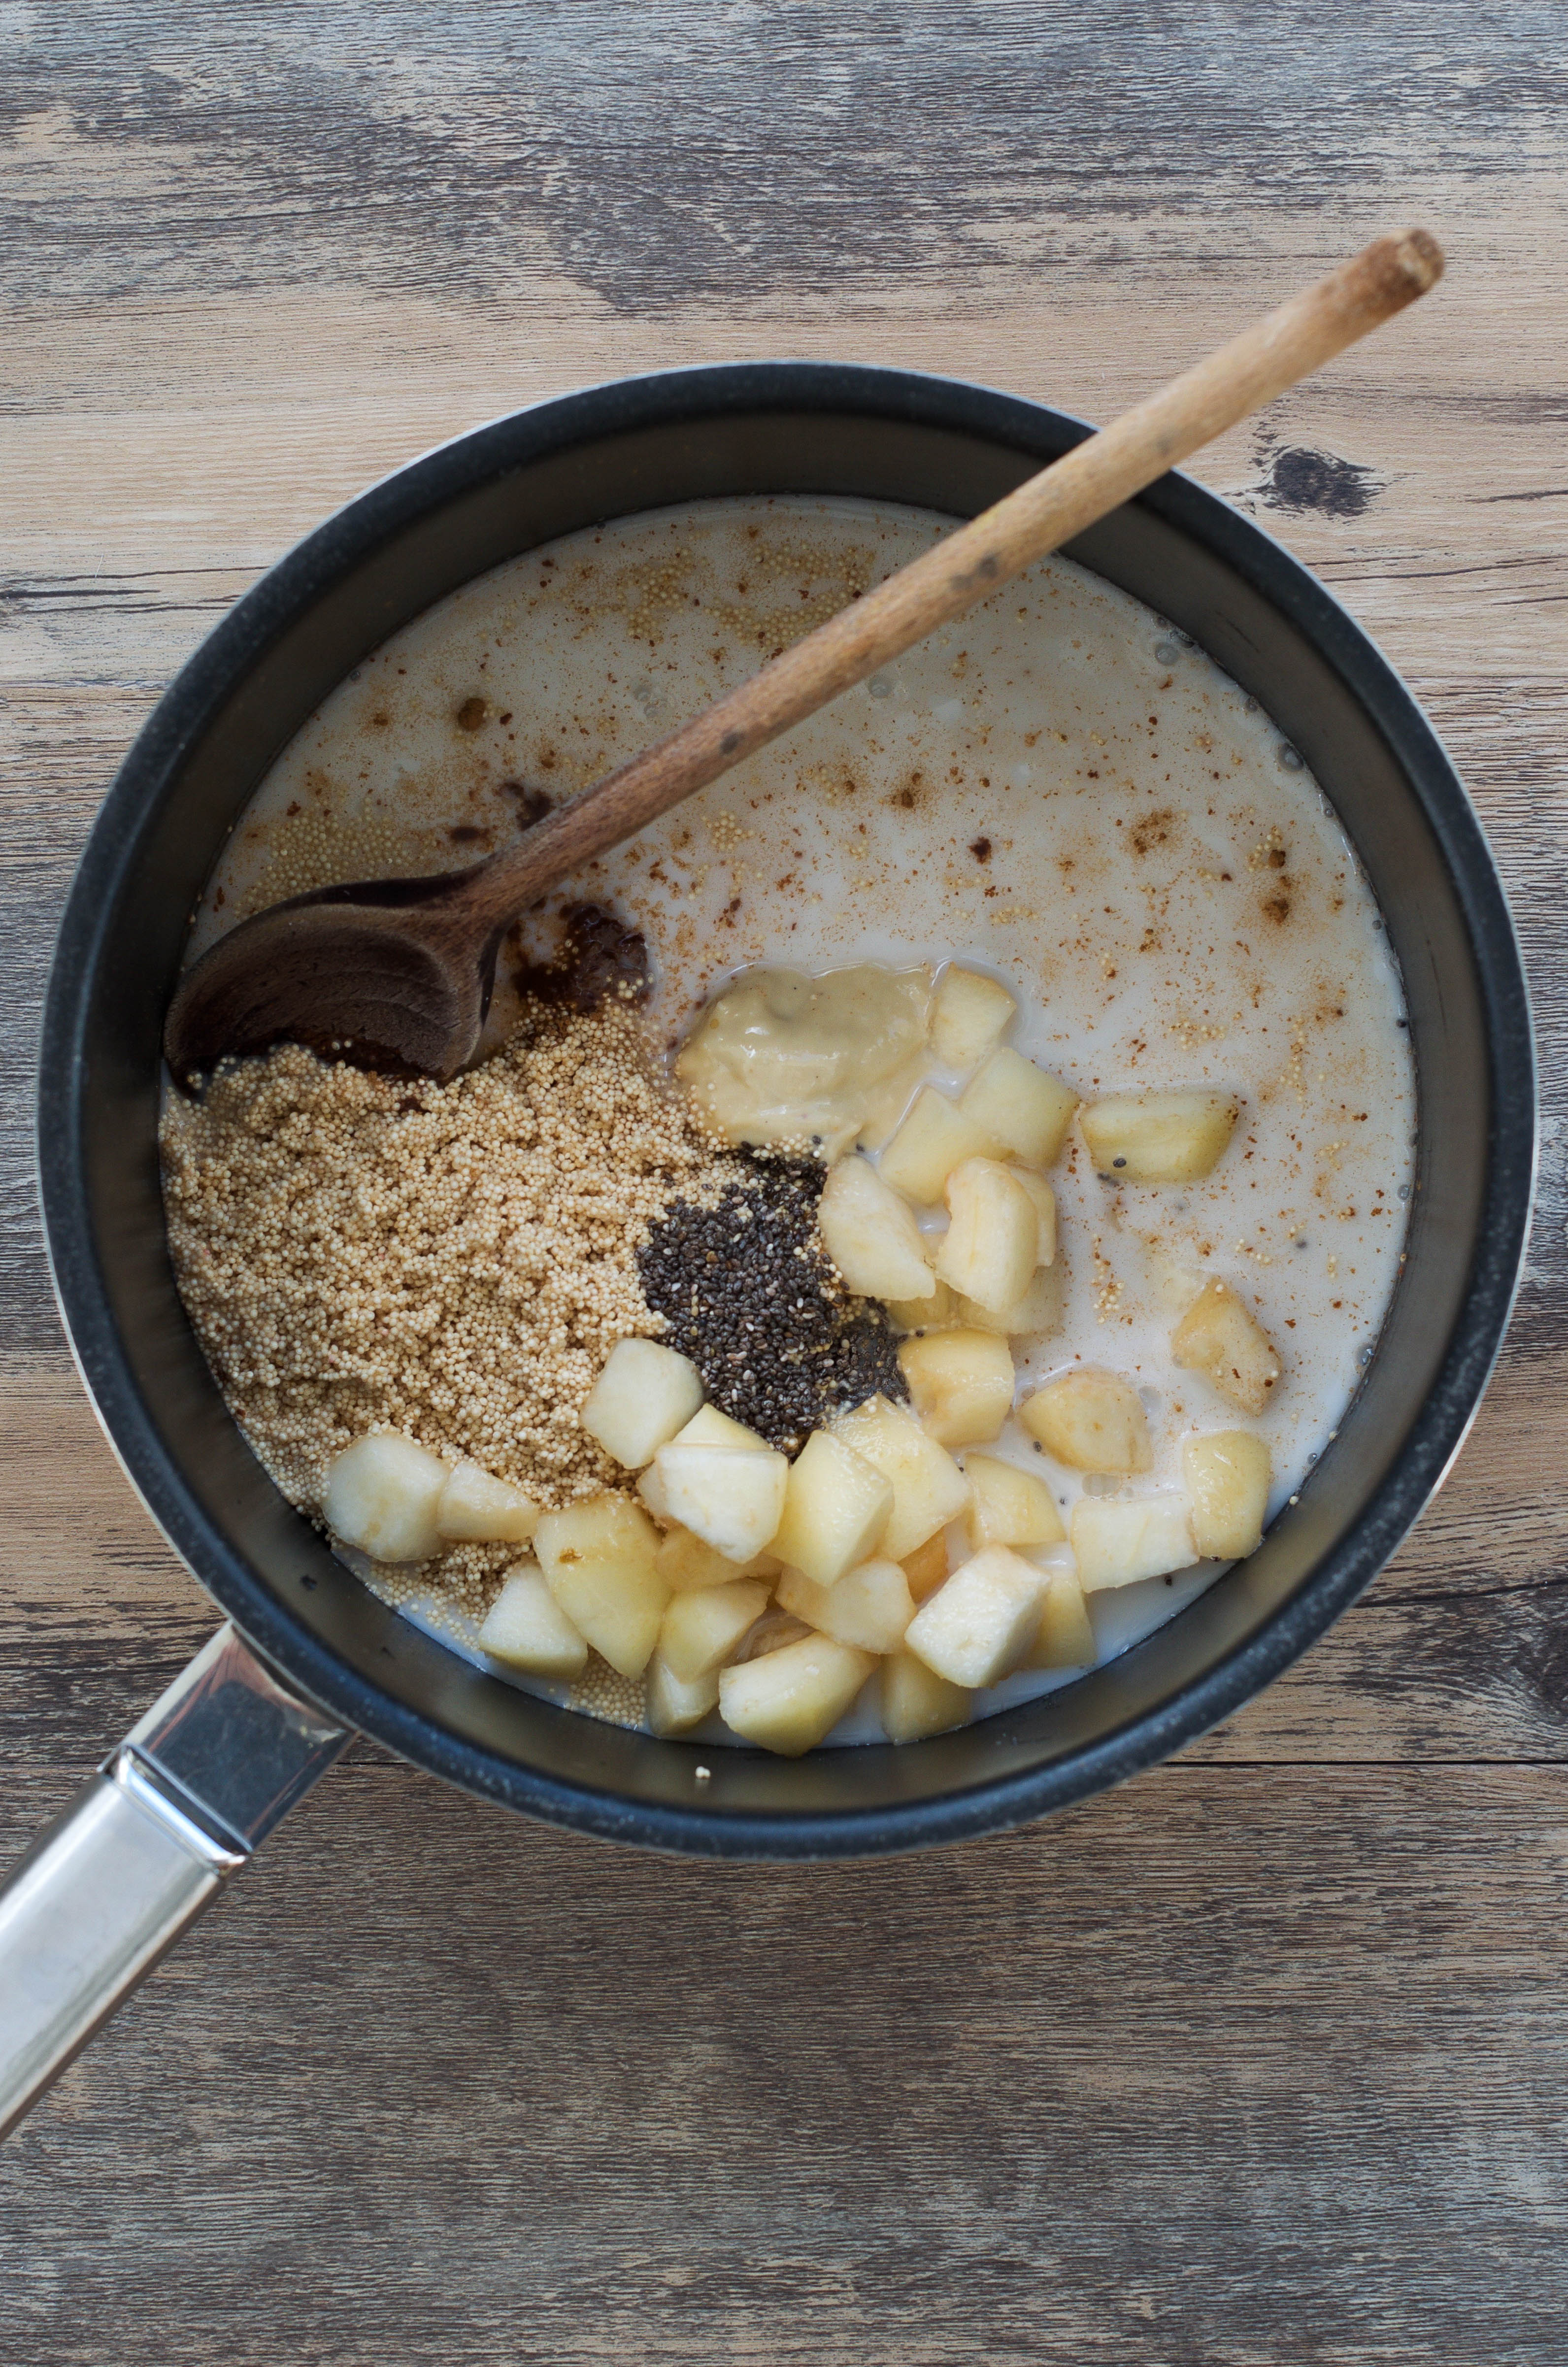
[[4, 8, 1567, 2361]]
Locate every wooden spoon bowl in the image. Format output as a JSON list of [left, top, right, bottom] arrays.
[[163, 867, 500, 1081]]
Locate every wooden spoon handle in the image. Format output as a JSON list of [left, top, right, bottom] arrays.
[[465, 228, 1442, 934]]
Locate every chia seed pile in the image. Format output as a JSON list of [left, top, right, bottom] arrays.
[[639, 1154, 906, 1454]]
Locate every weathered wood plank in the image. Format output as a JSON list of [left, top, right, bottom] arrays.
[[4, 1763, 1568, 2366]]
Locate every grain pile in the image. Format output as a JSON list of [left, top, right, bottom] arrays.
[[160, 998, 737, 1609]]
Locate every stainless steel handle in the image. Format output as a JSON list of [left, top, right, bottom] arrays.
[[0, 1624, 351, 2139]]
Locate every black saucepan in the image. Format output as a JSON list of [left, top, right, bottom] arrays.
[[0, 365, 1535, 2134]]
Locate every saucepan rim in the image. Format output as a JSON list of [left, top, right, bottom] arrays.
[[36, 361, 1537, 1858]]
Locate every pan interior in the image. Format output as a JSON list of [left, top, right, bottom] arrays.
[[41, 371, 1529, 1848]]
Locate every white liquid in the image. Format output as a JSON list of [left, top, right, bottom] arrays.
[[197, 497, 1414, 1743]]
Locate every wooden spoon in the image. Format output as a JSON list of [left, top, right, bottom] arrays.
[[165, 228, 1442, 1083]]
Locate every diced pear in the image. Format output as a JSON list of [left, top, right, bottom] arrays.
[[646, 1654, 720, 1737], [878, 1086, 1002, 1204], [436, 1460, 541, 1545], [1184, 1430, 1272, 1558], [884, 1276, 958, 1333], [776, 1557, 915, 1654], [636, 1403, 772, 1522], [654, 1524, 777, 1593], [930, 965, 1016, 1069], [905, 1545, 1050, 1689], [901, 1532, 951, 1601], [581, 1337, 705, 1467], [964, 1452, 1066, 1549], [476, 1560, 590, 1679], [655, 1523, 737, 1593], [957, 1264, 1064, 1338], [1070, 1495, 1197, 1591], [1171, 1280, 1283, 1416], [880, 1650, 973, 1743], [959, 1047, 1079, 1167], [770, 1429, 894, 1587], [827, 1557, 916, 1652], [1012, 1168, 1057, 1266], [819, 1155, 935, 1302], [898, 1327, 1015, 1447], [1026, 1568, 1098, 1668], [1080, 1090, 1239, 1184], [834, 1395, 971, 1560], [718, 1635, 877, 1756], [1019, 1369, 1152, 1473], [534, 1493, 668, 1677], [657, 1578, 772, 1682], [935, 1158, 1039, 1315], [676, 1403, 768, 1451], [324, 1432, 448, 1564], [651, 1442, 788, 1563]]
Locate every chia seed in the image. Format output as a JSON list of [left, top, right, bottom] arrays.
[[638, 1153, 907, 1452]]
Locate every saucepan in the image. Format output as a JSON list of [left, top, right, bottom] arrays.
[[0, 363, 1535, 2137]]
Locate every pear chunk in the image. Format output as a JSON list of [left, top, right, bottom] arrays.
[[884, 1276, 958, 1333], [634, 1401, 763, 1515], [1080, 1090, 1239, 1184], [650, 1442, 788, 1564], [929, 965, 1017, 1069], [905, 1545, 1051, 1689], [959, 1047, 1079, 1167], [819, 1155, 935, 1302], [1012, 1168, 1058, 1265], [833, 1394, 971, 1560], [770, 1429, 894, 1587], [1171, 1279, 1283, 1416], [1019, 1369, 1152, 1473], [776, 1558, 916, 1654], [935, 1157, 1040, 1315], [477, 1560, 589, 1679], [898, 1327, 1015, 1447], [1184, 1430, 1272, 1558], [581, 1337, 705, 1468], [901, 1532, 951, 1602], [655, 1523, 740, 1594], [637, 1402, 773, 1519], [878, 1086, 1002, 1204], [654, 1523, 779, 1593], [325, 1432, 448, 1564], [534, 1493, 668, 1677], [955, 1265, 1064, 1339], [676, 1404, 769, 1451], [657, 1578, 772, 1683], [719, 1635, 877, 1756], [964, 1452, 1066, 1549], [1026, 1568, 1098, 1668], [1070, 1495, 1197, 1591], [880, 1650, 973, 1744], [646, 1655, 721, 1737], [436, 1461, 541, 1546]]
